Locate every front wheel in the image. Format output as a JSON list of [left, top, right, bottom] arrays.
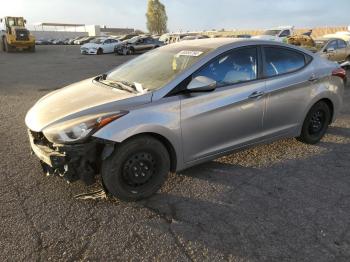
[[102, 136, 170, 201], [297, 101, 331, 144], [97, 48, 103, 55]]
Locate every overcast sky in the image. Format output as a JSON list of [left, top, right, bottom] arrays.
[[1, 0, 349, 31]]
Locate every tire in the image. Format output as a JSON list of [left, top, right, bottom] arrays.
[[4, 39, 9, 52], [0, 38, 4, 52], [128, 47, 135, 55], [29, 45, 35, 52], [297, 101, 331, 144], [97, 48, 103, 55], [102, 136, 170, 201]]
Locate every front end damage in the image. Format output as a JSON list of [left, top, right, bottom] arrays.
[[28, 129, 113, 185]]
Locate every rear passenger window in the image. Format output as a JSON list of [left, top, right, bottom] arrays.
[[264, 47, 306, 77], [337, 40, 347, 49], [193, 47, 258, 87]]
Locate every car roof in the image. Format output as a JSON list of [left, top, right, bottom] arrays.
[[164, 38, 286, 49], [161, 38, 315, 56]]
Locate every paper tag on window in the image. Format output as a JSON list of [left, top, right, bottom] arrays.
[[177, 50, 203, 57]]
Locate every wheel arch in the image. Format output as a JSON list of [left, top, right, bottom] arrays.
[[103, 132, 177, 172]]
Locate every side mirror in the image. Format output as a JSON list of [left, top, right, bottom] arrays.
[[0, 19, 2, 23], [326, 47, 335, 53], [187, 76, 216, 92], [24, 19, 27, 24]]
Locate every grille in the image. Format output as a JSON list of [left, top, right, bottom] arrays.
[[15, 29, 29, 41]]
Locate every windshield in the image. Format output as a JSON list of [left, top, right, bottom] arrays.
[[315, 40, 328, 51], [263, 30, 281, 36], [6, 17, 25, 27], [107, 46, 212, 91], [128, 36, 140, 43]]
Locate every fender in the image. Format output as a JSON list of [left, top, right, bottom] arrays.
[[92, 96, 184, 170]]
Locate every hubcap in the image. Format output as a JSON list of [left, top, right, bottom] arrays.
[[122, 152, 156, 187], [309, 110, 325, 135]]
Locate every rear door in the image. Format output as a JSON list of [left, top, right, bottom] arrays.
[[180, 46, 266, 162], [336, 39, 347, 62], [262, 46, 315, 137]]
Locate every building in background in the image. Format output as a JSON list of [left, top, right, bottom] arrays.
[[30, 22, 136, 39]]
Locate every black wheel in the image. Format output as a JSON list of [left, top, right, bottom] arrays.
[[102, 136, 170, 201], [0, 38, 4, 52], [4, 39, 9, 52], [97, 48, 103, 55], [297, 101, 331, 144]]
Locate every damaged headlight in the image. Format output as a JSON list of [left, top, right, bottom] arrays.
[[43, 111, 128, 144]]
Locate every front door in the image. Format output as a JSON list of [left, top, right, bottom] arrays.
[[180, 47, 266, 162]]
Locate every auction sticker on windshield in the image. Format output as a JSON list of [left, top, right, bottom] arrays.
[[176, 50, 203, 57]]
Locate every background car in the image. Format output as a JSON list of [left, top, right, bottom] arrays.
[[80, 37, 121, 55], [313, 37, 350, 63], [74, 36, 95, 45], [181, 35, 210, 41], [115, 36, 163, 55], [117, 34, 139, 41]]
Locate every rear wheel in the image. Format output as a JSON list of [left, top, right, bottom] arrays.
[[297, 101, 331, 144], [102, 136, 170, 201]]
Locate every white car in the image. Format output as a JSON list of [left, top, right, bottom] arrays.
[[323, 31, 350, 43], [253, 26, 294, 42], [80, 38, 121, 55]]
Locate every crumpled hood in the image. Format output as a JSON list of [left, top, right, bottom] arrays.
[[25, 78, 152, 132], [81, 43, 100, 49]]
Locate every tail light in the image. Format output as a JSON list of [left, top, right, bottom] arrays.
[[332, 67, 347, 80]]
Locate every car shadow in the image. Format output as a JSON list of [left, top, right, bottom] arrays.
[[137, 123, 350, 260]]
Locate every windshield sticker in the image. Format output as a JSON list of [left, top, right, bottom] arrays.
[[176, 50, 203, 57]]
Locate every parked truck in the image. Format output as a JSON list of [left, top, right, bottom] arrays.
[[0, 16, 35, 52]]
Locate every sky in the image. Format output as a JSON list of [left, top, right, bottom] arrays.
[[1, 0, 349, 32]]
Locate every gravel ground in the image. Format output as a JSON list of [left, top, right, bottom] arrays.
[[0, 46, 350, 262]]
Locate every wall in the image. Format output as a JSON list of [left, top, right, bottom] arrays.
[[30, 30, 88, 39]]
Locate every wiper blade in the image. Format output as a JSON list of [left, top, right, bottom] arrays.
[[98, 79, 137, 94]]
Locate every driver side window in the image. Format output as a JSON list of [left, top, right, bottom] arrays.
[[192, 47, 258, 87]]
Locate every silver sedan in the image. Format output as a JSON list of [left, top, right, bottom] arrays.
[[25, 38, 345, 201]]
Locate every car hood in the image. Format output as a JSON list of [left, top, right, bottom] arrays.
[[25, 78, 152, 132], [81, 43, 100, 49]]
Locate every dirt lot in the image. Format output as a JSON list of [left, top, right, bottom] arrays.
[[1, 46, 350, 262]]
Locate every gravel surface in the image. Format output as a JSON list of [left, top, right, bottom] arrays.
[[1, 46, 350, 262]]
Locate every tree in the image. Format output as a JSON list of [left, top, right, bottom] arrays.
[[146, 0, 168, 35]]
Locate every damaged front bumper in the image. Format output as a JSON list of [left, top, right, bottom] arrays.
[[28, 129, 107, 184]]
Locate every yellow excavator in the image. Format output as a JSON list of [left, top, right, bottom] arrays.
[[0, 16, 35, 52]]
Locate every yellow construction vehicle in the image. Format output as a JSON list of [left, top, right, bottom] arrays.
[[0, 16, 35, 52]]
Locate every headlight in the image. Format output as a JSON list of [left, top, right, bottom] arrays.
[[43, 111, 128, 144], [90, 47, 98, 50]]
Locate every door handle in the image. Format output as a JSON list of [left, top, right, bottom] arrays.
[[248, 91, 265, 99], [308, 74, 319, 82]]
